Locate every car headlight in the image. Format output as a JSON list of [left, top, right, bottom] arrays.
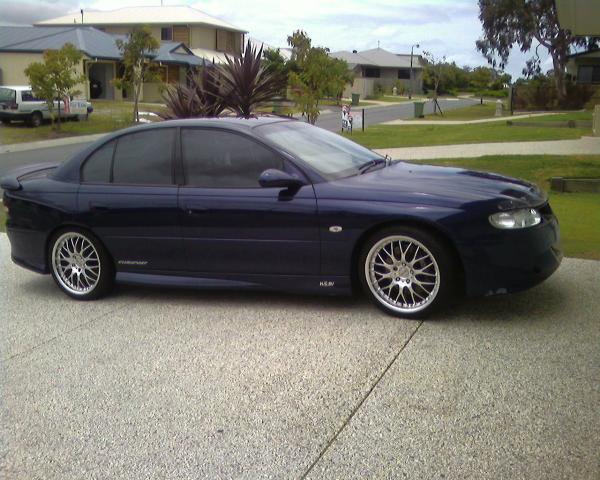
[[489, 208, 541, 229]]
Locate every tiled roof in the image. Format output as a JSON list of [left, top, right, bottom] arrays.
[[0, 26, 205, 66], [0, 26, 121, 59]]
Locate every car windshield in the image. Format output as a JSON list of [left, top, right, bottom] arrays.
[[0, 88, 16, 103], [256, 121, 384, 180]]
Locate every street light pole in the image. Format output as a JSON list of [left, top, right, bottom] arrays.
[[408, 43, 419, 100]]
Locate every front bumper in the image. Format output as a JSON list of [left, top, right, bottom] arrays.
[[461, 212, 562, 297]]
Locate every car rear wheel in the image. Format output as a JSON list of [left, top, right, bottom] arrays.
[[49, 229, 114, 300], [29, 111, 42, 127], [359, 226, 458, 319]]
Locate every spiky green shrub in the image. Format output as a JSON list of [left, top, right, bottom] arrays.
[[219, 41, 287, 118], [160, 63, 226, 119]]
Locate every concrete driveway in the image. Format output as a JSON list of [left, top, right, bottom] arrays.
[[1, 234, 598, 479]]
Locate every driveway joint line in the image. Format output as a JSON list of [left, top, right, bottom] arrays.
[[1, 298, 143, 364], [299, 319, 424, 479]]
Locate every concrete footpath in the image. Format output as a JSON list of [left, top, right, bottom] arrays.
[[375, 136, 600, 160], [383, 112, 559, 125]]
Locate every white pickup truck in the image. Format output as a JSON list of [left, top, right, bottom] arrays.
[[0, 85, 93, 127]]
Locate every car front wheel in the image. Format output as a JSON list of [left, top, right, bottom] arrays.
[[359, 226, 459, 319], [49, 229, 114, 300], [29, 111, 43, 127]]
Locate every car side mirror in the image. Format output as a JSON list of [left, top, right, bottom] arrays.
[[259, 169, 305, 189]]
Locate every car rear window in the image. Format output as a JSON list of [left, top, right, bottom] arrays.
[[112, 129, 174, 185], [0, 88, 16, 104], [21, 91, 42, 102]]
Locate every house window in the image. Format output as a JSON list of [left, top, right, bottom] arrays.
[[364, 67, 381, 78], [216, 29, 236, 52], [578, 65, 600, 84], [397, 69, 410, 79], [161, 27, 173, 41]]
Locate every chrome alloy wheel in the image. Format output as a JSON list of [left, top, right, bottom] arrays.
[[51, 232, 101, 296], [365, 235, 440, 314]]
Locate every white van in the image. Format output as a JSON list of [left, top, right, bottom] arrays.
[[0, 85, 93, 127]]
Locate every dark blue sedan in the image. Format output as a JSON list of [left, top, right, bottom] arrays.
[[1, 118, 562, 318]]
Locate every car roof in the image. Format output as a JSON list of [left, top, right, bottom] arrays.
[[121, 116, 295, 132], [0, 85, 31, 90]]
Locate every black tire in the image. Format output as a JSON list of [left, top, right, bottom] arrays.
[[0, 118, 10, 125], [358, 226, 460, 319], [29, 111, 43, 127], [48, 227, 115, 300]]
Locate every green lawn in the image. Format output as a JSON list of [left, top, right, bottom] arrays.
[[409, 155, 600, 260], [0, 100, 166, 145], [513, 110, 593, 123], [423, 102, 498, 120], [344, 121, 592, 149]]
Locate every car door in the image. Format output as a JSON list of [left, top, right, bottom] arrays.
[[78, 128, 183, 272], [178, 127, 319, 276]]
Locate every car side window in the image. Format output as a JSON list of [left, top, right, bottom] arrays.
[[81, 140, 115, 183], [181, 129, 283, 188], [112, 129, 174, 185]]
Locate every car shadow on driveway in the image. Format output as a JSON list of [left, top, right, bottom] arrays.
[[19, 272, 567, 324]]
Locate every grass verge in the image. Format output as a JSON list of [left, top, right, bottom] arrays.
[[344, 121, 592, 149], [409, 155, 600, 260]]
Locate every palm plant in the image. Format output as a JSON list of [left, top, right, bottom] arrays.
[[219, 41, 287, 118], [191, 63, 227, 117], [160, 63, 226, 119], [159, 83, 200, 120]]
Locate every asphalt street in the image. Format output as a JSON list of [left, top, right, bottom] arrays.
[[1, 234, 598, 479], [0, 98, 476, 178]]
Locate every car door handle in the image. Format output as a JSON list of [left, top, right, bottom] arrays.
[[184, 206, 207, 215]]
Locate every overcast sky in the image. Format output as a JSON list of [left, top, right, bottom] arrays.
[[0, 0, 555, 79]]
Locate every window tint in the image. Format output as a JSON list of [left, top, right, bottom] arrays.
[[82, 140, 115, 183], [112, 129, 174, 185], [182, 129, 283, 187]]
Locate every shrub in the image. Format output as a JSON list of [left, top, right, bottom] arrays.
[[160, 64, 226, 119], [513, 77, 596, 110], [219, 41, 287, 118], [373, 83, 386, 97]]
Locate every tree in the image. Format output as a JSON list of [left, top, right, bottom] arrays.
[[24, 43, 85, 130], [324, 58, 355, 104], [287, 30, 312, 64], [471, 66, 493, 103], [286, 30, 353, 123], [115, 26, 160, 122], [263, 48, 289, 78], [476, 0, 588, 104], [422, 51, 446, 113]]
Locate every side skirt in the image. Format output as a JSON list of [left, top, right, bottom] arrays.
[[115, 272, 352, 296]]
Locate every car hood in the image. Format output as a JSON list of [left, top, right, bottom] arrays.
[[318, 162, 547, 210]]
